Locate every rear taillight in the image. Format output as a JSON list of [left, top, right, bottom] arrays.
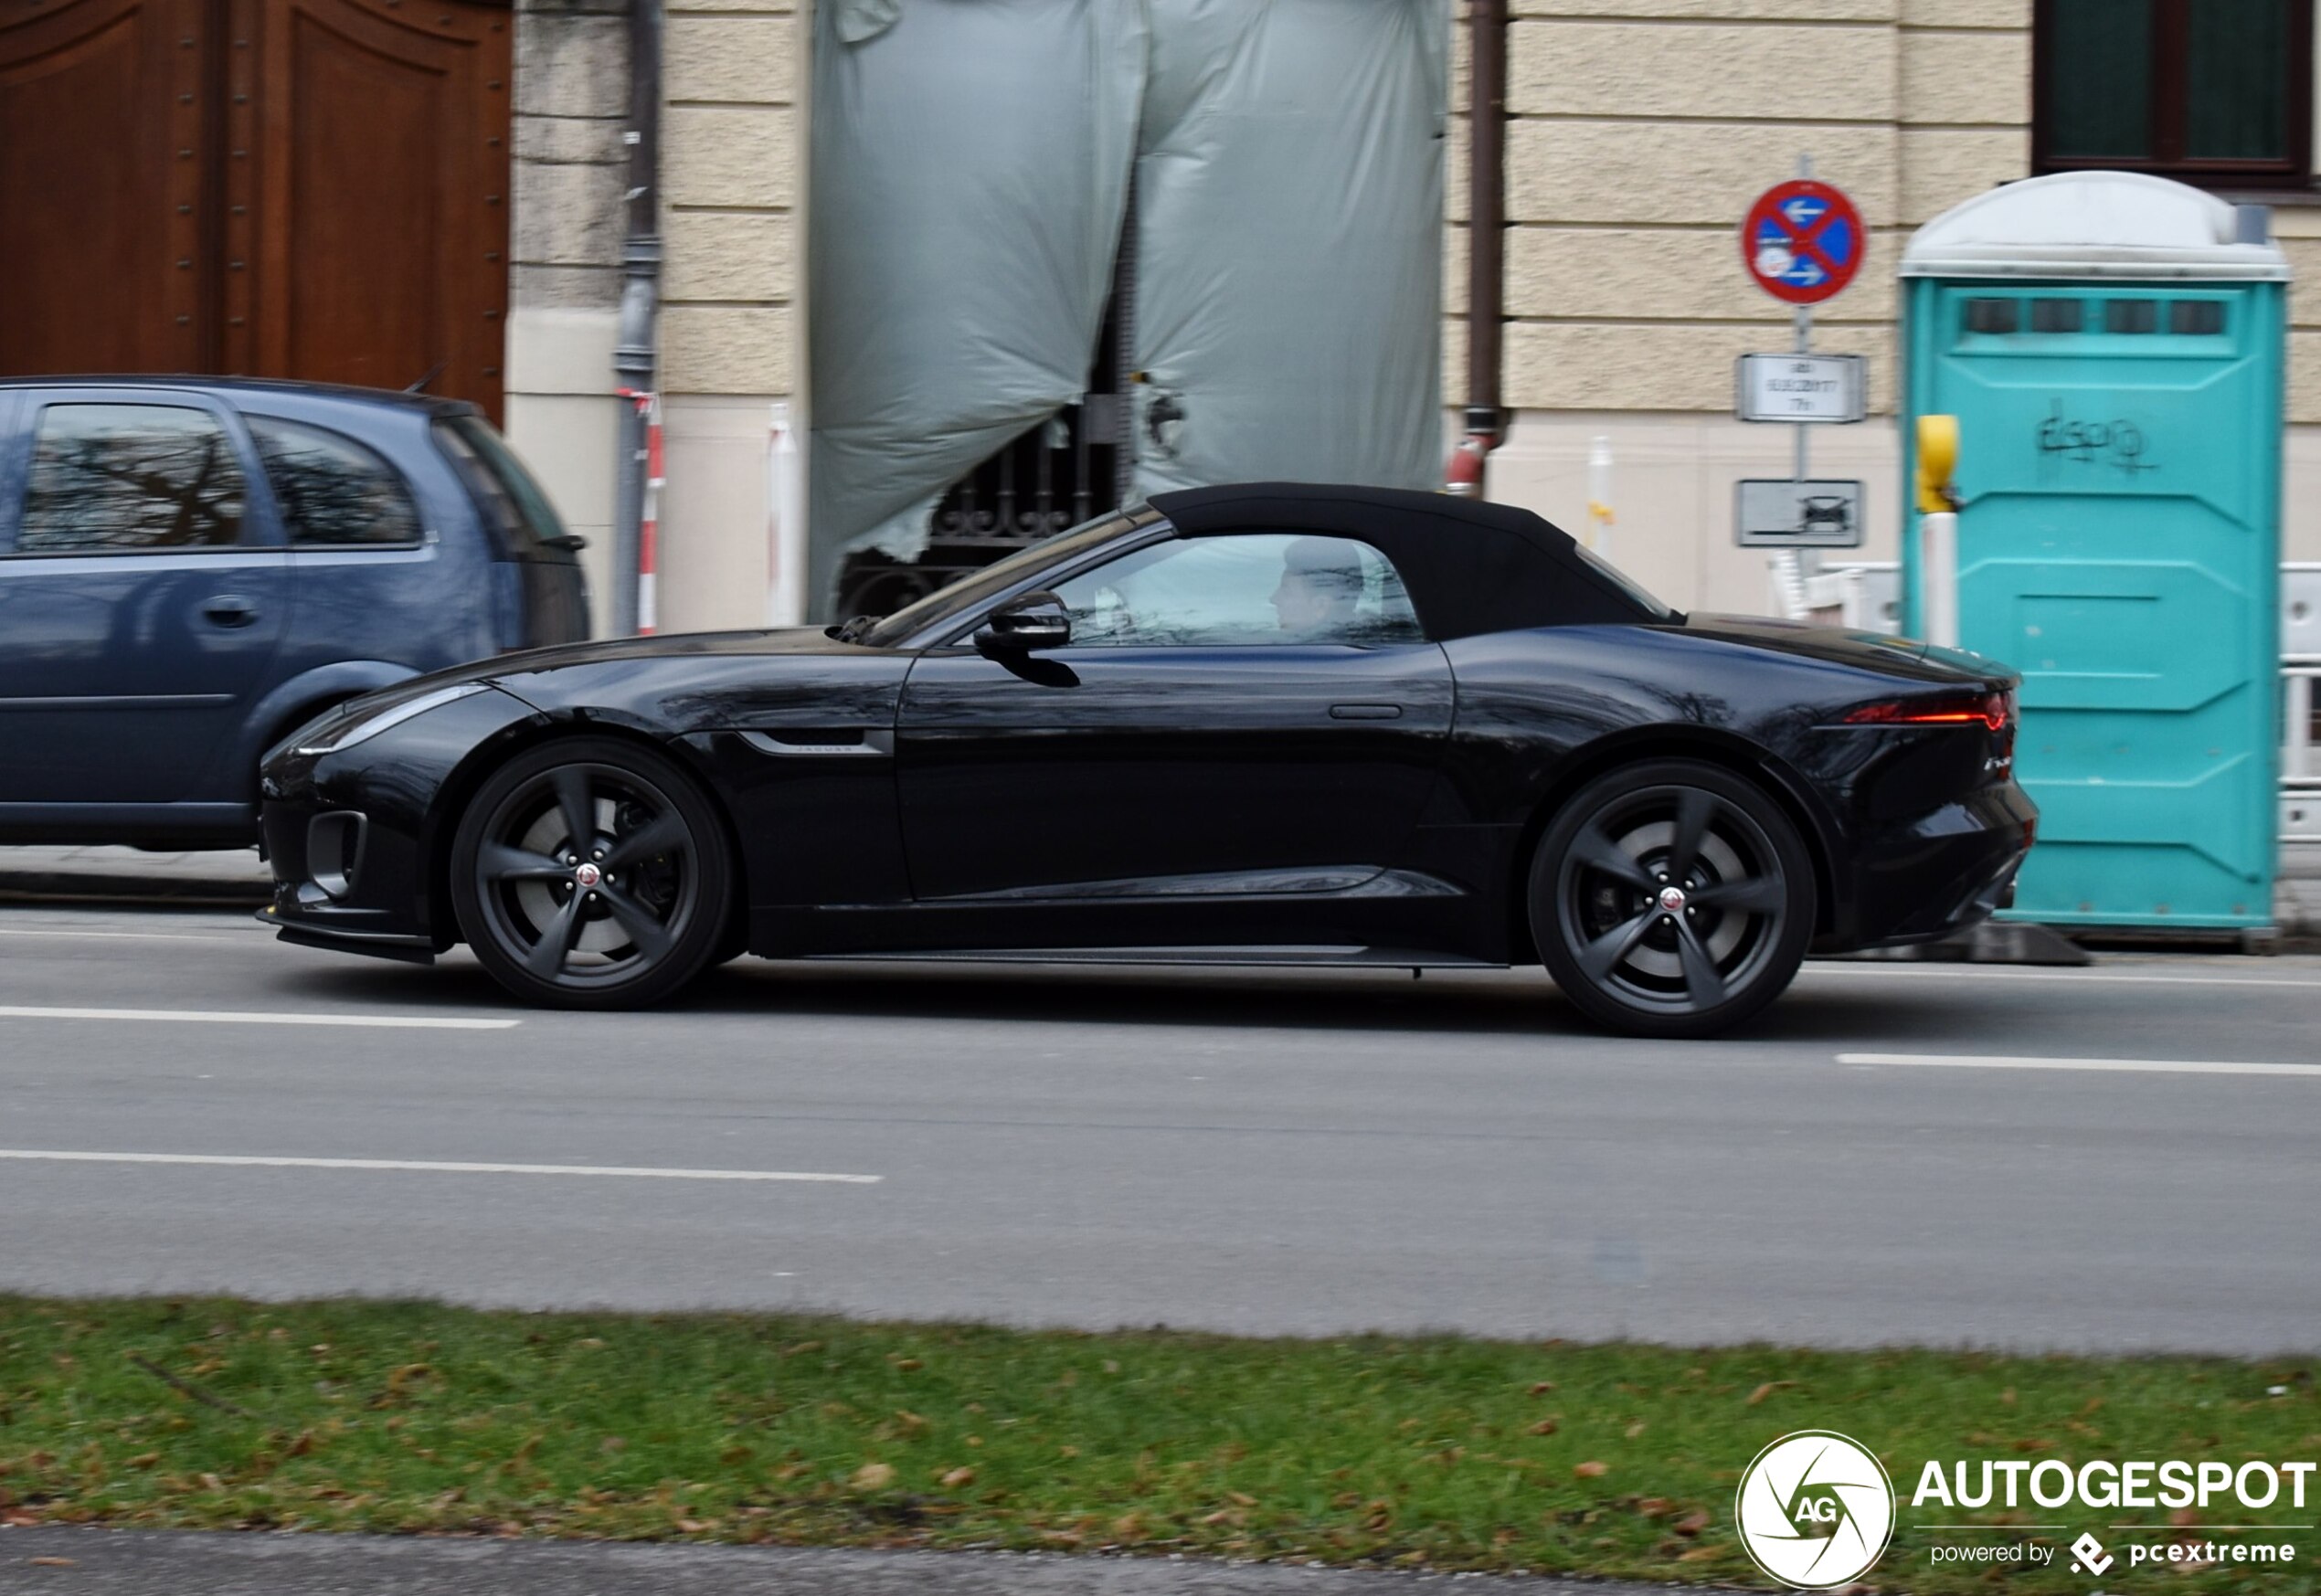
[[1843, 690, 2012, 732]]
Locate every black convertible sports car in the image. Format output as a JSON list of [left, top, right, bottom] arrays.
[[260, 483, 2035, 1037]]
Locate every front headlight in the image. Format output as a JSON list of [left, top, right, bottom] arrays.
[[294, 682, 491, 756]]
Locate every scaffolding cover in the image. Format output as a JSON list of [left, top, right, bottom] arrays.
[[1130, 0, 1447, 498], [807, 0, 1147, 613], [808, 0, 1447, 617]]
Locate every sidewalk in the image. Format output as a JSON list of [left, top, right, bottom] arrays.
[[0, 1528, 1646, 1596], [0, 845, 271, 905]]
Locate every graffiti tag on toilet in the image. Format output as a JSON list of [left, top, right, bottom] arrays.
[[2036, 400, 2156, 477]]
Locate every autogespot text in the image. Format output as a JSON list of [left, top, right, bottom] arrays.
[[1913, 1458, 2316, 1510]]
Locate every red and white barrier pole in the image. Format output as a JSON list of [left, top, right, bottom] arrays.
[[637, 392, 664, 636]]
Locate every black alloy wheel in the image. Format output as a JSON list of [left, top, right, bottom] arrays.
[[450, 736, 734, 1009], [1531, 759, 1813, 1038]]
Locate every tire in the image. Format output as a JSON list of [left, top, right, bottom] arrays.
[[1531, 759, 1814, 1039], [450, 736, 734, 1009]]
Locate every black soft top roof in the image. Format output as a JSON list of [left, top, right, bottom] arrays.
[[1146, 482, 1659, 639]]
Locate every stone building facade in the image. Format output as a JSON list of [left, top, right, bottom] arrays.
[[1453, 0, 2321, 617], [505, 0, 801, 637], [503, 0, 2316, 635]]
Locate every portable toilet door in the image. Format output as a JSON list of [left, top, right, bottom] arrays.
[[1900, 172, 2288, 935]]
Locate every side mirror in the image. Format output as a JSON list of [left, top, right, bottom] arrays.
[[976, 591, 1071, 652]]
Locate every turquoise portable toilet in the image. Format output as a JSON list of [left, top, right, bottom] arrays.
[[1899, 173, 2288, 936]]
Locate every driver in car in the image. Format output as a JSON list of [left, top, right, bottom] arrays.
[[1270, 537, 1363, 641]]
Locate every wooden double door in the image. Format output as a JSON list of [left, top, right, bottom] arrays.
[[0, 0, 511, 418]]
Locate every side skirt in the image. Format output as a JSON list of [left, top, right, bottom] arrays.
[[797, 946, 1505, 969]]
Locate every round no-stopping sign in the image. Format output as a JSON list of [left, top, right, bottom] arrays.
[[1741, 180, 1864, 305]]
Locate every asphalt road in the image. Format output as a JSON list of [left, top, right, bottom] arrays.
[[0, 903, 2316, 1355]]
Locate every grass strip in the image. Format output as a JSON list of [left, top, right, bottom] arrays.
[[0, 1295, 2314, 1591]]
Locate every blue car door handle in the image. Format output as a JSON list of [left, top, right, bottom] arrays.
[[1329, 703, 1403, 720], [202, 594, 260, 628]]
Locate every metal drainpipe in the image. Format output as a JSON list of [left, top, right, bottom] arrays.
[[1463, 0, 1508, 494], [610, 0, 664, 636]]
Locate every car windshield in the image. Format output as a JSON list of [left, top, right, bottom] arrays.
[[854, 506, 1163, 647]]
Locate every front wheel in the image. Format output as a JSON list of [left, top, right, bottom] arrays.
[[1531, 759, 1814, 1039], [450, 736, 733, 1009]]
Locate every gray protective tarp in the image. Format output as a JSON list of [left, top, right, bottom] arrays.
[[807, 0, 1146, 613], [1129, 0, 1447, 497], [808, 0, 1446, 617]]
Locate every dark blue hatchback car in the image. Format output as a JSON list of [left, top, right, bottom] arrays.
[[0, 378, 589, 846]]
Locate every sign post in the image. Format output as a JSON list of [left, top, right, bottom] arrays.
[[1735, 156, 1869, 575]]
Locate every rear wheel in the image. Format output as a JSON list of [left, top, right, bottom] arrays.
[[1531, 759, 1813, 1038], [450, 737, 732, 1009]]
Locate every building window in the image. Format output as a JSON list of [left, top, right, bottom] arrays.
[[2035, 0, 2314, 185]]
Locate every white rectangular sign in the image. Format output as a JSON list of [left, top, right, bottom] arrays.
[[1735, 479, 1865, 547], [1735, 354, 1867, 423]]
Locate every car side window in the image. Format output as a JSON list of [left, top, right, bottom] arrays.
[[14, 404, 247, 555], [1048, 533, 1425, 647], [249, 417, 423, 546]]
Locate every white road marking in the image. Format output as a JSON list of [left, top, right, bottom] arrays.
[[0, 1149, 881, 1183], [0, 1005, 514, 1031], [1840, 1052, 2321, 1078], [1806, 963, 2321, 990]]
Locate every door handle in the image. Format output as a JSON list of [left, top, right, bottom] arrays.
[[1329, 703, 1403, 720], [202, 594, 260, 628]]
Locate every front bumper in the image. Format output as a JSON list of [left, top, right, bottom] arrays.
[[258, 683, 540, 962]]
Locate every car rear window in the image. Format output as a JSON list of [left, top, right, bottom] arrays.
[[433, 415, 570, 559], [249, 417, 422, 545]]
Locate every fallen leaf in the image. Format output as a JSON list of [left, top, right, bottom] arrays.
[[889, 1356, 923, 1372], [1529, 1380, 1557, 1395], [1529, 1416, 1559, 1435], [1745, 1381, 1796, 1406], [851, 1462, 896, 1491], [1626, 1420, 1648, 1438], [1636, 1497, 1672, 1517], [126, 1452, 161, 1470], [1679, 1544, 1727, 1562], [1574, 1460, 1609, 1478], [199, 1472, 225, 1492], [1112, 1511, 1147, 1539], [940, 1466, 976, 1488], [2000, 1387, 2017, 1407], [675, 1518, 708, 1533], [1673, 1509, 1712, 1537], [1228, 1490, 1258, 1506]]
